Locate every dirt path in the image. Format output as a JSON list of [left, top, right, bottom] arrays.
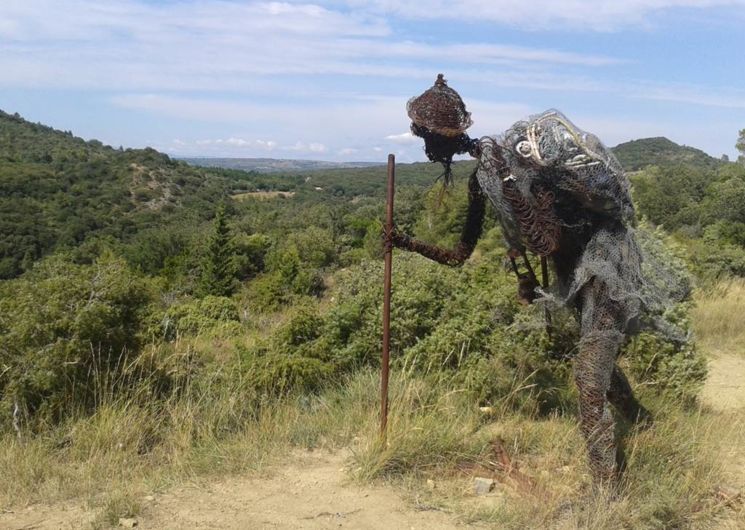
[[1, 451, 460, 530], [701, 352, 745, 497], [701, 353, 745, 412], [139, 451, 458, 530]]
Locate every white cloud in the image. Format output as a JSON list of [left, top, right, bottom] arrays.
[[169, 136, 333, 156], [384, 132, 417, 143], [627, 83, 745, 109], [0, 0, 625, 93], [287, 141, 328, 153], [1, 0, 742, 161], [336, 0, 745, 31]]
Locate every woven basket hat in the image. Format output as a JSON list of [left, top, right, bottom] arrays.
[[407, 74, 473, 137]]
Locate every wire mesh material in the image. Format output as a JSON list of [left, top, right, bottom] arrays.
[[407, 74, 473, 137], [473, 110, 656, 484], [401, 78, 678, 484]]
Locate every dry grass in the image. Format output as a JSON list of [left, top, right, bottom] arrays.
[[692, 277, 745, 356], [231, 191, 295, 201], [349, 372, 745, 529], [0, 362, 371, 522], [1, 368, 743, 529]]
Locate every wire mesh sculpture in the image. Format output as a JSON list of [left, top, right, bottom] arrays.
[[394, 74, 656, 486]]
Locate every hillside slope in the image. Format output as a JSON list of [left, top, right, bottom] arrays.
[[0, 110, 457, 279], [0, 110, 239, 278], [611, 136, 722, 171]]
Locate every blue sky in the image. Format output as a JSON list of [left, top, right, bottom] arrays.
[[1, 0, 744, 162]]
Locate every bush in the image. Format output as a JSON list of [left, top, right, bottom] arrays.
[[243, 227, 706, 412], [159, 295, 241, 339], [625, 332, 706, 403], [0, 253, 152, 426]]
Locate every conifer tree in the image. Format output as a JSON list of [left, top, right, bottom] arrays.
[[200, 204, 236, 296]]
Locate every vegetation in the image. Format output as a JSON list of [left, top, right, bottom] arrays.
[[691, 277, 745, 355], [1, 112, 744, 527], [611, 136, 724, 172]]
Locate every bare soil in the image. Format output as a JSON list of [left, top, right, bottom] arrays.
[[0, 451, 460, 530], [139, 450, 459, 530], [701, 353, 745, 412], [232, 191, 296, 201]]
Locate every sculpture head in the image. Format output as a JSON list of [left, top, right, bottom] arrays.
[[407, 74, 477, 183]]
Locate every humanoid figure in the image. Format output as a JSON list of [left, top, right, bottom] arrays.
[[392, 74, 651, 485]]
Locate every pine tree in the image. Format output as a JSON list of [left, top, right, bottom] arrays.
[[200, 204, 236, 297]]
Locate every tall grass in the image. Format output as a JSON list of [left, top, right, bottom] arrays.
[[0, 355, 347, 515], [692, 277, 745, 356], [350, 375, 744, 529], [2, 354, 742, 528]]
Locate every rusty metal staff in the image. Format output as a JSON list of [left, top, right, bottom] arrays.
[[380, 154, 395, 439]]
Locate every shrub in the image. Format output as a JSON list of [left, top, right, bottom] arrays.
[[625, 332, 706, 403], [159, 295, 241, 339], [0, 253, 152, 426]]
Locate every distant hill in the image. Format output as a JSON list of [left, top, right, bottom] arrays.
[[0, 110, 241, 278], [185, 138, 721, 175], [0, 110, 438, 279], [611, 137, 722, 172], [181, 157, 382, 173], [3, 108, 733, 280]]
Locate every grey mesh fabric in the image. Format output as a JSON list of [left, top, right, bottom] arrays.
[[476, 110, 644, 329], [475, 110, 651, 483]]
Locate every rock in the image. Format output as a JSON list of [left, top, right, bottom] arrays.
[[144, 495, 155, 502], [473, 477, 495, 496], [426, 479, 436, 490], [119, 517, 138, 528], [716, 485, 742, 505]]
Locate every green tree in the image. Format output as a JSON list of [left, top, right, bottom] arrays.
[[199, 204, 236, 296], [737, 128, 745, 164]]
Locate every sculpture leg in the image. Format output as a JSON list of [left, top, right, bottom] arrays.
[[574, 280, 629, 485], [574, 330, 622, 484]]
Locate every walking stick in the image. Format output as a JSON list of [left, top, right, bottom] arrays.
[[380, 154, 395, 440]]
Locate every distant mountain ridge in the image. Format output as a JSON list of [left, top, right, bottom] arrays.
[[0, 107, 730, 280], [610, 137, 722, 171], [181, 157, 383, 173], [183, 137, 721, 174]]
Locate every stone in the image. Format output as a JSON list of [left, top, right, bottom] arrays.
[[473, 477, 495, 496], [119, 517, 138, 528]]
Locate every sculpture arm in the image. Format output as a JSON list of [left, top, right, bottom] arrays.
[[390, 169, 485, 266]]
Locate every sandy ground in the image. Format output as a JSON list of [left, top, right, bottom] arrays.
[[137, 451, 458, 530], [0, 451, 460, 530], [2, 353, 744, 530], [701, 353, 745, 412]]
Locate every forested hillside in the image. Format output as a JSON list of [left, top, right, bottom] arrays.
[[0, 110, 438, 280], [0, 110, 239, 278], [611, 136, 724, 171], [625, 143, 745, 277]]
